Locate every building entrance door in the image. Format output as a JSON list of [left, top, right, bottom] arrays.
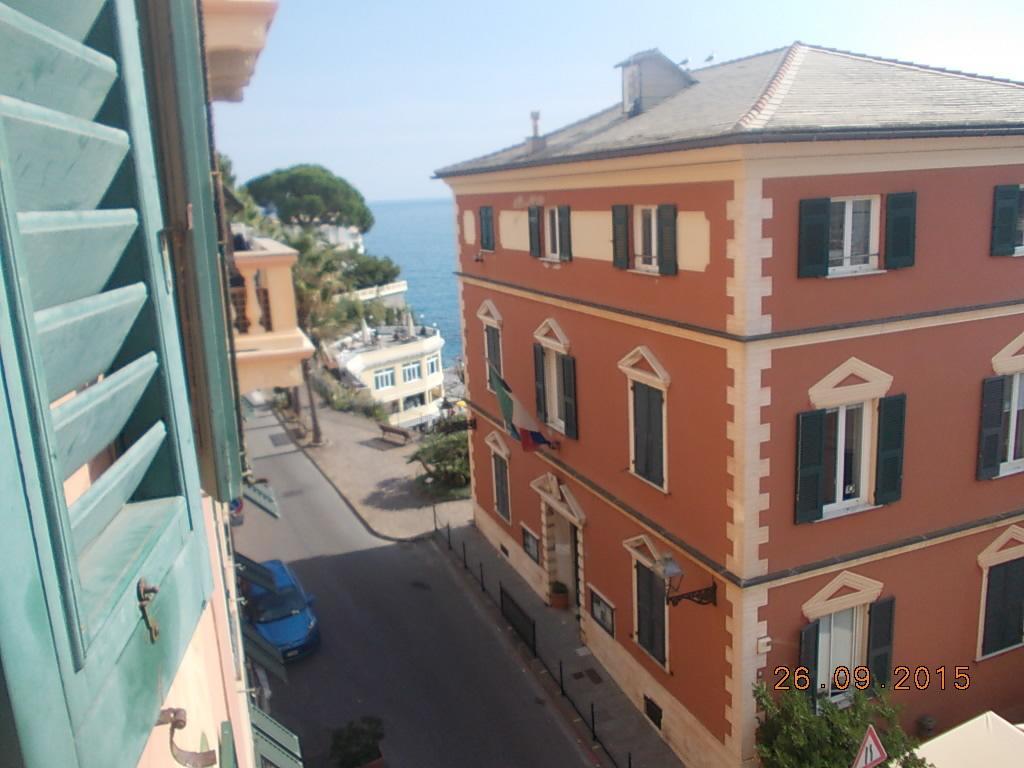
[[548, 507, 583, 615]]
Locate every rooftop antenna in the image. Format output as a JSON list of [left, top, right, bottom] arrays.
[[530, 110, 540, 138], [679, 57, 689, 67], [704, 52, 715, 63], [527, 111, 546, 153]]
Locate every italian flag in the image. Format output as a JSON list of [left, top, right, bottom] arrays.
[[489, 366, 552, 452]]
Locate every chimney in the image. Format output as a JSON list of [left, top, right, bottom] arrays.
[[616, 49, 695, 116], [526, 110, 546, 154]]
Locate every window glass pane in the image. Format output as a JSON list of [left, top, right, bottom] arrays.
[[843, 405, 863, 500], [850, 199, 871, 263], [816, 613, 832, 689], [823, 409, 839, 505], [641, 208, 654, 262], [1016, 190, 1024, 248], [1015, 375, 1024, 461], [1001, 377, 1013, 463], [555, 357, 566, 421], [829, 201, 846, 266], [829, 608, 856, 694], [548, 209, 558, 254]]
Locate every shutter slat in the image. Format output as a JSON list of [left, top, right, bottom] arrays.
[[648, 386, 664, 486], [978, 376, 1007, 480], [0, 96, 129, 210], [0, 5, 117, 120], [4, 0, 107, 42], [867, 597, 895, 689], [874, 394, 906, 504], [884, 192, 916, 269], [68, 421, 167, 555], [612, 205, 630, 269], [798, 198, 830, 277], [51, 352, 159, 479], [657, 204, 677, 276], [795, 410, 826, 523], [561, 354, 578, 439], [633, 383, 649, 478], [18, 210, 138, 311], [533, 343, 547, 422], [528, 206, 541, 257], [991, 185, 1021, 257], [558, 205, 572, 260], [799, 620, 820, 704], [35, 283, 147, 401]]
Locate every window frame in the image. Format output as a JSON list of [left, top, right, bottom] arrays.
[[826, 195, 881, 277], [427, 354, 441, 376], [633, 205, 659, 273], [544, 206, 562, 261], [543, 347, 566, 433], [815, 605, 868, 703], [999, 372, 1024, 475], [589, 585, 616, 637], [619, 347, 671, 493], [522, 524, 541, 563], [373, 367, 395, 390], [402, 360, 422, 383], [976, 526, 1024, 660], [821, 402, 873, 518], [477, 300, 503, 394], [1015, 186, 1024, 257], [479, 205, 495, 252], [485, 431, 512, 524]]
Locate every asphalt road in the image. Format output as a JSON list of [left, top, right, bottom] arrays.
[[237, 409, 592, 768]]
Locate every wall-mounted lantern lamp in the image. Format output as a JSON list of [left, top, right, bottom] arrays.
[[656, 555, 717, 607]]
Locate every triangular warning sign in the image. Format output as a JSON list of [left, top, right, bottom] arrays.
[[852, 724, 888, 768]]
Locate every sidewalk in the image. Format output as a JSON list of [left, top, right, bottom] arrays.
[[282, 388, 471, 540], [435, 519, 685, 768]]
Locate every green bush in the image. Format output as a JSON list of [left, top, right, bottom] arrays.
[[409, 427, 469, 489], [754, 684, 931, 768]]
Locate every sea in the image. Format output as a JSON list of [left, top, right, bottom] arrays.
[[364, 198, 461, 367]]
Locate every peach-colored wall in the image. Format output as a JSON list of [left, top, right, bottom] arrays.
[[762, 525, 1024, 737], [463, 282, 733, 564], [763, 165, 1024, 333], [762, 316, 1024, 571], [455, 181, 735, 333]]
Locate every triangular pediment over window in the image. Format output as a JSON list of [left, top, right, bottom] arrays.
[[476, 299, 502, 328], [529, 472, 585, 525], [618, 346, 670, 388], [978, 525, 1024, 568], [533, 318, 570, 353], [623, 534, 660, 567], [808, 357, 893, 408], [484, 431, 510, 459], [801, 570, 883, 620], [992, 330, 1024, 376]]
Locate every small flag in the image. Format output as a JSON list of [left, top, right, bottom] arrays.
[[489, 366, 552, 452]]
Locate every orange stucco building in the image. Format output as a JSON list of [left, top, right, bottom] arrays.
[[438, 44, 1024, 767]]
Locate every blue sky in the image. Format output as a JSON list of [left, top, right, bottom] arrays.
[[213, 0, 1024, 202]]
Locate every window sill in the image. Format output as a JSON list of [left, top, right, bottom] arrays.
[[633, 638, 670, 672], [820, 502, 882, 521], [995, 462, 1024, 478], [628, 268, 662, 277], [629, 469, 668, 495], [976, 641, 1024, 662], [824, 268, 886, 280], [539, 257, 564, 265]]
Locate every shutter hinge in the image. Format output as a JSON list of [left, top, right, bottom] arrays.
[[155, 708, 218, 768]]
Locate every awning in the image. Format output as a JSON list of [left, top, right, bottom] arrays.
[[235, 552, 277, 592], [250, 704, 304, 768], [916, 711, 1024, 766], [242, 622, 287, 682], [243, 480, 280, 518]]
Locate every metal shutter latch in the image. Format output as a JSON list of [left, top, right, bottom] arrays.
[[155, 708, 218, 767]]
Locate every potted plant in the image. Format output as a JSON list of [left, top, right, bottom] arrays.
[[330, 716, 385, 768], [549, 581, 570, 610]]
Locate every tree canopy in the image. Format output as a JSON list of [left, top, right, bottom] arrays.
[[245, 164, 374, 232], [346, 252, 400, 289]]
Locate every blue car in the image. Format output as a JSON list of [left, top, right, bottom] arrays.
[[248, 560, 320, 661]]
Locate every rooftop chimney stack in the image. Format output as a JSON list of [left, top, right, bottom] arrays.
[[616, 49, 695, 117], [527, 110, 546, 154]]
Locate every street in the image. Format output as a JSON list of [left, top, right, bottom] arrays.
[[237, 406, 593, 768]]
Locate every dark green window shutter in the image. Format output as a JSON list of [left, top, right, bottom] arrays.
[[528, 206, 541, 257], [533, 342, 547, 422], [561, 354, 578, 439], [633, 383, 649, 479], [867, 597, 895, 690], [633, 382, 663, 486], [636, 561, 665, 663], [493, 453, 510, 521], [480, 206, 494, 251], [799, 620, 820, 703], [612, 205, 630, 269], [874, 394, 906, 504], [485, 325, 501, 378], [657, 204, 678, 275], [978, 376, 1007, 480], [884, 192, 916, 269], [558, 205, 572, 261], [795, 410, 827, 523], [991, 185, 1020, 256], [798, 198, 831, 277], [982, 557, 1024, 655], [219, 721, 237, 768]]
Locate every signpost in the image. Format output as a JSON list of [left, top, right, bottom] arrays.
[[851, 724, 888, 768]]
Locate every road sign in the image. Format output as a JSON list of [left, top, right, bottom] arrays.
[[851, 724, 888, 768]]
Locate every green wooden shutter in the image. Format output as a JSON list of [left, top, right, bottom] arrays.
[[991, 185, 1020, 257], [799, 620, 820, 703], [635, 561, 654, 655], [479, 206, 494, 251], [884, 192, 916, 269], [646, 386, 664, 487], [657, 204, 678, 276], [493, 453, 510, 520], [612, 205, 630, 269], [485, 325, 502, 378], [632, 382, 649, 479], [561, 354, 578, 439], [978, 376, 1007, 480], [0, 2, 213, 766], [798, 198, 830, 277], [867, 597, 895, 690], [219, 721, 237, 768], [557, 205, 572, 261], [795, 410, 827, 523], [650, 569, 666, 663], [982, 558, 1024, 655], [528, 206, 541, 257], [874, 394, 906, 504], [533, 342, 547, 422]]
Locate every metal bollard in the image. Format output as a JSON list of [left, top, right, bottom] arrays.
[[590, 702, 597, 741], [559, 660, 565, 696], [628, 753, 632, 768], [462, 540, 468, 569], [447, 522, 452, 550], [479, 562, 485, 592]]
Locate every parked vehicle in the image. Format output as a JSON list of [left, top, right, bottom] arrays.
[[248, 560, 320, 660]]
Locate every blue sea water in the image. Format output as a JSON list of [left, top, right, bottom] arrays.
[[364, 198, 461, 366]]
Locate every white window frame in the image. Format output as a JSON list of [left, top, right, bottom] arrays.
[[618, 346, 671, 493], [544, 206, 563, 261], [427, 354, 441, 376], [477, 300, 503, 393], [633, 205, 659, 273], [485, 432, 512, 525], [623, 535, 671, 671], [402, 360, 422, 383], [533, 319, 571, 435], [1014, 185, 1024, 258], [821, 402, 873, 519], [826, 195, 881, 277], [999, 372, 1024, 475], [815, 606, 867, 704], [588, 583, 616, 637], [373, 367, 395, 390], [521, 524, 541, 563]]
